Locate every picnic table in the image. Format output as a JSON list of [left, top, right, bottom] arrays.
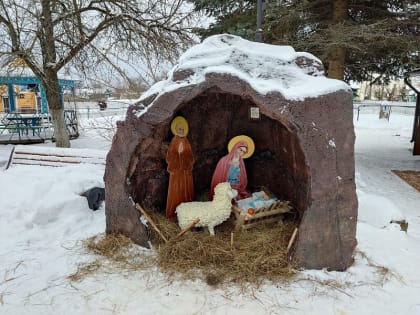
[[0, 113, 43, 140]]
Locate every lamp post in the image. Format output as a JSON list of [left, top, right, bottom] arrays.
[[256, 0, 263, 42]]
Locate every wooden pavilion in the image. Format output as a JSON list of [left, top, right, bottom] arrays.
[[0, 76, 77, 144]]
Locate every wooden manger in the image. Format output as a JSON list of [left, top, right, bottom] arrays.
[[232, 200, 292, 231]]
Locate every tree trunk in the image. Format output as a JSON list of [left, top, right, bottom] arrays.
[[44, 71, 70, 147], [50, 108, 70, 147], [327, 0, 348, 80], [40, 0, 70, 148], [328, 46, 346, 79]]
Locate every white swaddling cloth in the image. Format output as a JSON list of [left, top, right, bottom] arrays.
[[237, 191, 278, 211]]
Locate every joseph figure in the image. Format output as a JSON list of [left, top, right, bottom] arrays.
[[165, 116, 195, 219]]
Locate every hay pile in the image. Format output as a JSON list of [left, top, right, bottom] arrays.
[[148, 212, 298, 285], [71, 233, 155, 282], [80, 212, 298, 286], [392, 170, 420, 192]]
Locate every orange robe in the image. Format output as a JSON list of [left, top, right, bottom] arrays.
[[166, 136, 195, 218]]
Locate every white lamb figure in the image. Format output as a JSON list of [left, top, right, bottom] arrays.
[[176, 182, 238, 235]]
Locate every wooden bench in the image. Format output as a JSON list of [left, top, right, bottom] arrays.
[[232, 200, 292, 231], [6, 145, 107, 168]]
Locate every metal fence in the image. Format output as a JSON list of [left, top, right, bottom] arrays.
[[4, 100, 416, 122], [353, 101, 416, 121], [64, 101, 131, 120]]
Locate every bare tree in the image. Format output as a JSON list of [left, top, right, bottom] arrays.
[[0, 0, 195, 147]]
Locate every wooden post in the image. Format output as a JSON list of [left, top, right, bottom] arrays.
[[234, 212, 246, 231], [176, 218, 200, 238], [287, 228, 298, 253], [135, 203, 168, 243]]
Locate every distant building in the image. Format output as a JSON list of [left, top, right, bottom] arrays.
[[352, 77, 415, 102]]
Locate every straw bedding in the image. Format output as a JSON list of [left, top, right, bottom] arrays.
[[82, 211, 298, 286]]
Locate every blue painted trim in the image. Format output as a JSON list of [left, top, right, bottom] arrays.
[[7, 84, 16, 111], [0, 76, 74, 88], [0, 76, 74, 113], [39, 84, 48, 113]]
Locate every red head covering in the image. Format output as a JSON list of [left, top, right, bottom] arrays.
[[209, 141, 248, 200]]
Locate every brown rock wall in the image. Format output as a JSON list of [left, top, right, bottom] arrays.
[[104, 73, 357, 270]]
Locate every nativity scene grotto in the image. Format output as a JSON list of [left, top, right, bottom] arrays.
[[104, 34, 357, 274]]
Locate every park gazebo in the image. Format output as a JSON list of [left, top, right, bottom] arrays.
[[0, 75, 74, 114], [0, 75, 77, 144], [105, 34, 358, 271]]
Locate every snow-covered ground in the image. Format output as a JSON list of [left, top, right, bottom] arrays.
[[0, 110, 419, 315]]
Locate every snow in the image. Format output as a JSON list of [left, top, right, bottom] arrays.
[[138, 34, 350, 105], [0, 109, 419, 314]]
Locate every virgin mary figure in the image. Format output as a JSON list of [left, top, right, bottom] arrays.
[[209, 135, 254, 200]]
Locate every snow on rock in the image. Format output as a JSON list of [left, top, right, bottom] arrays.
[[139, 34, 350, 105]]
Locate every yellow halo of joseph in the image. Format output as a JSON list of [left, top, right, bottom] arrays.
[[170, 116, 189, 136], [228, 135, 255, 159]]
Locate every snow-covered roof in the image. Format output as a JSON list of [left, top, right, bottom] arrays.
[[140, 34, 350, 103], [0, 65, 35, 77], [0, 64, 76, 81]]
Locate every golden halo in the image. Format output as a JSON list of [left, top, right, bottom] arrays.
[[170, 116, 189, 136], [228, 135, 255, 159]]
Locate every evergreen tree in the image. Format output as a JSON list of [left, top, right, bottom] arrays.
[[189, 0, 419, 82]]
